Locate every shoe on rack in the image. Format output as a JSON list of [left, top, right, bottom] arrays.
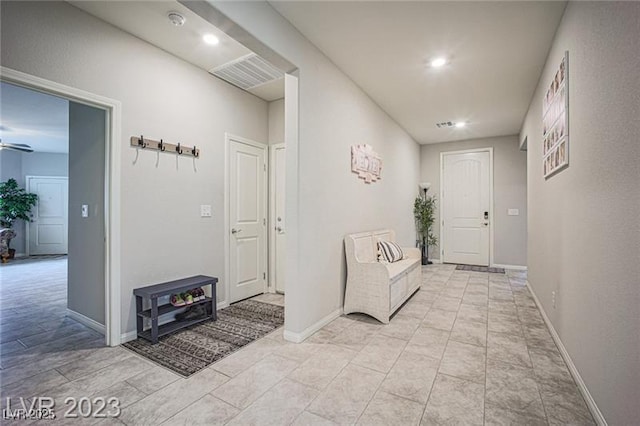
[[195, 288, 205, 301], [170, 293, 186, 307], [175, 305, 206, 321], [183, 292, 194, 305]]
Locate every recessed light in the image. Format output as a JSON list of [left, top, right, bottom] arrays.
[[430, 57, 447, 68], [203, 34, 219, 45], [455, 121, 466, 128]]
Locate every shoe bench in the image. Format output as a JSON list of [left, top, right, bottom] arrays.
[[134, 275, 218, 344]]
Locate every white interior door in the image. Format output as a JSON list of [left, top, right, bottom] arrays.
[[229, 137, 267, 303], [442, 150, 491, 266], [27, 176, 68, 255], [269, 144, 286, 293]]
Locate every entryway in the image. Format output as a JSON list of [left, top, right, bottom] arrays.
[[441, 148, 493, 266]]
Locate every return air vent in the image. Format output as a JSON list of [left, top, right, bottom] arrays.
[[436, 121, 456, 128], [210, 53, 284, 90]]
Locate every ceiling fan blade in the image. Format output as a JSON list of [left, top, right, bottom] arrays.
[[0, 143, 34, 153]]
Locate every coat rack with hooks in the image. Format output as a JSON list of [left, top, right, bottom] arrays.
[[129, 135, 200, 158]]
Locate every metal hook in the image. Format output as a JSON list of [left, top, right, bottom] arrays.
[[138, 135, 146, 148], [158, 139, 166, 152], [176, 143, 183, 155], [192, 145, 199, 158]]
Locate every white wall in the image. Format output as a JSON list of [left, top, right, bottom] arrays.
[[23, 152, 68, 178], [420, 135, 527, 266], [520, 2, 640, 423], [0, 1, 269, 335], [212, 1, 421, 337], [268, 98, 284, 144]]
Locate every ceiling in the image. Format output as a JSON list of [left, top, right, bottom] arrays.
[[270, 1, 566, 144], [69, 1, 284, 101], [0, 82, 69, 154]]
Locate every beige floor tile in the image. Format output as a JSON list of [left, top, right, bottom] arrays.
[[351, 334, 407, 373], [487, 331, 532, 368], [456, 304, 488, 324], [330, 321, 378, 352], [307, 364, 385, 424], [431, 296, 462, 312], [450, 319, 487, 347], [538, 378, 595, 425], [405, 326, 450, 361], [421, 374, 484, 425], [93, 381, 147, 409], [209, 337, 283, 377], [118, 368, 228, 425], [357, 391, 424, 426], [488, 299, 519, 318], [288, 344, 356, 390], [484, 404, 548, 426], [380, 351, 438, 403], [227, 378, 318, 426], [274, 341, 326, 363], [125, 366, 181, 395], [438, 340, 486, 384], [488, 312, 524, 337], [211, 354, 298, 409], [0, 368, 69, 400], [421, 309, 457, 331], [377, 314, 422, 341], [162, 394, 239, 425], [56, 346, 132, 381], [485, 359, 546, 419], [292, 411, 337, 426]]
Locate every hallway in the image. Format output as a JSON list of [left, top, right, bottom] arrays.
[[0, 260, 594, 425]]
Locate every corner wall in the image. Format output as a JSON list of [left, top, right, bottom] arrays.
[[212, 1, 421, 337], [520, 2, 640, 423], [0, 1, 269, 335]]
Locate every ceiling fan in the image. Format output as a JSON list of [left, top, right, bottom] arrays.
[[0, 139, 33, 153]]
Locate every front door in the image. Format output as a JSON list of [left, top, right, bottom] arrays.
[[270, 144, 286, 293], [229, 137, 267, 303], [27, 176, 68, 255], [442, 150, 491, 266]]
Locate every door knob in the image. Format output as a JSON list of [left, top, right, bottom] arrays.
[[231, 228, 242, 234]]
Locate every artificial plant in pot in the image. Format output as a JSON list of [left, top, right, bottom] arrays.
[[414, 194, 438, 265], [0, 178, 38, 258]]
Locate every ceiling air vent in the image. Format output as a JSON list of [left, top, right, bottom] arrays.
[[210, 53, 284, 90], [436, 121, 456, 128]]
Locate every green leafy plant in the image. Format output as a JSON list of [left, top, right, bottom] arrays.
[[0, 178, 38, 248], [414, 194, 438, 251]]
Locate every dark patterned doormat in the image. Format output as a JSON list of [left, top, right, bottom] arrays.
[[456, 264, 505, 274], [122, 300, 284, 377]]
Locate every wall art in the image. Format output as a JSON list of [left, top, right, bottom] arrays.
[[543, 51, 569, 178], [351, 144, 382, 183]]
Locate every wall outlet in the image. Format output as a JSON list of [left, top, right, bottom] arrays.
[[81, 204, 89, 218], [508, 208, 520, 216], [200, 205, 212, 217], [551, 291, 557, 309]]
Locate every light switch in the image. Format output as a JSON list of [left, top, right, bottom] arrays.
[[81, 204, 89, 218], [507, 208, 519, 216], [200, 205, 212, 217]]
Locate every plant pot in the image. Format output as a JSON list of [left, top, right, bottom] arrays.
[[8, 248, 15, 259]]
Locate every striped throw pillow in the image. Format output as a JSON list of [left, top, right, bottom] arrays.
[[377, 240, 404, 263]]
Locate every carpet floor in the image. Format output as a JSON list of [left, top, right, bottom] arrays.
[[123, 299, 284, 377], [455, 264, 505, 273]]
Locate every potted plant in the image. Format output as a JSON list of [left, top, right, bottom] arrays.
[[414, 193, 438, 265], [0, 178, 38, 259]]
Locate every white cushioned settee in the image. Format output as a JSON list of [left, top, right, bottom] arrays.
[[344, 229, 421, 323]]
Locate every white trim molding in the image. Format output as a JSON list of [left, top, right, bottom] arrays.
[[527, 282, 607, 425], [492, 263, 528, 271], [283, 307, 343, 343], [1, 66, 122, 347], [66, 309, 105, 335]]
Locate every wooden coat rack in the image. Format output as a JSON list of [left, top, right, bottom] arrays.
[[130, 135, 200, 158]]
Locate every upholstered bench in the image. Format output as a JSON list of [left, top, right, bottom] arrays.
[[344, 229, 421, 323]]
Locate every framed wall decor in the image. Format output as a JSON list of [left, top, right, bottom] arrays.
[[351, 144, 382, 183], [543, 51, 569, 178]]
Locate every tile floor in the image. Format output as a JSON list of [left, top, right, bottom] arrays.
[[0, 259, 595, 425]]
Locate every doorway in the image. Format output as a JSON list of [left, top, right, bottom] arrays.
[[26, 176, 69, 255], [440, 148, 494, 266], [269, 143, 286, 294], [227, 135, 268, 303]]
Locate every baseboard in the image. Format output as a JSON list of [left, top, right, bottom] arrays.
[[492, 263, 528, 271], [217, 300, 229, 310], [283, 307, 343, 343], [66, 308, 105, 335], [526, 283, 607, 425], [429, 258, 442, 264]]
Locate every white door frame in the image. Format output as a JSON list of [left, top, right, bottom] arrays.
[[224, 133, 268, 307], [25, 175, 69, 256], [1, 67, 122, 346], [439, 147, 494, 267], [268, 143, 285, 293]]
